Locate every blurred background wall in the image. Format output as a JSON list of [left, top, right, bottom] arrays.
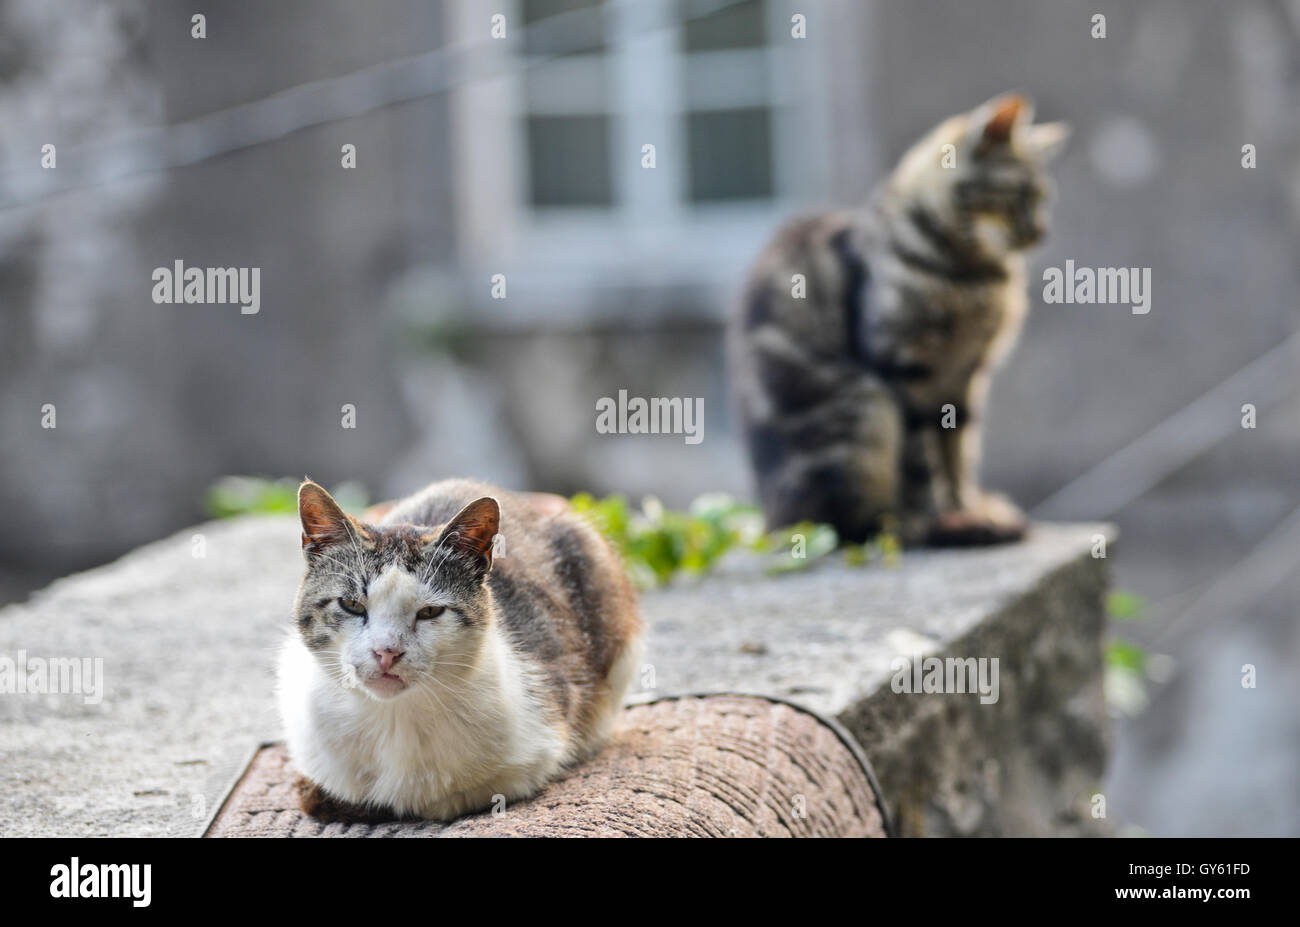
[[0, 0, 1296, 834]]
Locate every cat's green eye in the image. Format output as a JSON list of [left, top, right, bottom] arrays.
[[337, 597, 367, 617], [416, 605, 445, 621]]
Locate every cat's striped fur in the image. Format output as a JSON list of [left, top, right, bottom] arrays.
[[729, 95, 1068, 546]]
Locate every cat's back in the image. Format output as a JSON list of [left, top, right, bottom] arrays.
[[732, 209, 862, 350]]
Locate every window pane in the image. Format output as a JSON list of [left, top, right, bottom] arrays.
[[525, 54, 608, 113], [523, 0, 607, 56], [683, 49, 768, 110], [681, 0, 766, 52], [686, 107, 773, 202], [526, 115, 613, 207]]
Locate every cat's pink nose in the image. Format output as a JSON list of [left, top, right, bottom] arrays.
[[373, 649, 404, 673]]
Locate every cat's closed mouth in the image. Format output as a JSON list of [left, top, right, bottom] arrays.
[[363, 672, 408, 697]]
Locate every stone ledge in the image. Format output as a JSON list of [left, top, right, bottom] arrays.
[[0, 516, 1113, 837], [645, 522, 1116, 836]]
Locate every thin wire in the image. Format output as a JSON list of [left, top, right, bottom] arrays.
[[1151, 501, 1300, 646], [1031, 328, 1300, 520], [11, 0, 1295, 562], [0, 0, 754, 212]]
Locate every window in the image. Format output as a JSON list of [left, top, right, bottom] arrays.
[[526, 114, 613, 206], [447, 0, 835, 295], [681, 0, 774, 203], [520, 0, 613, 208]]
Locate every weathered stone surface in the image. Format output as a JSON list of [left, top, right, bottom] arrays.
[[645, 522, 1115, 836], [0, 515, 1112, 837]]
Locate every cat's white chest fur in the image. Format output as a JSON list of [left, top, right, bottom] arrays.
[[276, 631, 567, 820]]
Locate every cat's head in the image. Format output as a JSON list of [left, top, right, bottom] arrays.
[[897, 93, 1071, 255], [292, 481, 500, 702]]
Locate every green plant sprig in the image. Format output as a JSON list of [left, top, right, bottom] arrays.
[[569, 491, 899, 589]]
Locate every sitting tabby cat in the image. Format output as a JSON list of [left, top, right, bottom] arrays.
[[277, 479, 642, 821], [729, 94, 1068, 546]]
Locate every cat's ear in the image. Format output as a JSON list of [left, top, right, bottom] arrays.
[[298, 481, 358, 556], [974, 93, 1032, 145], [434, 497, 501, 574], [1025, 121, 1071, 162]]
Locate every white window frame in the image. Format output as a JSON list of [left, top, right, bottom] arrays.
[[446, 0, 835, 317]]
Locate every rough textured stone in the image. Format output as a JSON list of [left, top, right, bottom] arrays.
[[0, 515, 1112, 837]]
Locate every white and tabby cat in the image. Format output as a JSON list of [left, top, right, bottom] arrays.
[[730, 94, 1069, 546], [277, 479, 643, 821]]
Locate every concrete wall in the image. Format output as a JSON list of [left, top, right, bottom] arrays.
[[0, 0, 453, 591]]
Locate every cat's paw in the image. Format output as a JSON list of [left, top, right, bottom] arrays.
[[294, 777, 400, 824], [972, 492, 1028, 535], [925, 495, 1027, 546]]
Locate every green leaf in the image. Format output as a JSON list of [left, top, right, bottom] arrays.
[[1106, 590, 1148, 620], [1106, 638, 1148, 673], [574, 492, 900, 587], [205, 476, 368, 519]]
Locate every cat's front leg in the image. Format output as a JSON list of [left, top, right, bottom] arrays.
[[929, 390, 1026, 545]]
